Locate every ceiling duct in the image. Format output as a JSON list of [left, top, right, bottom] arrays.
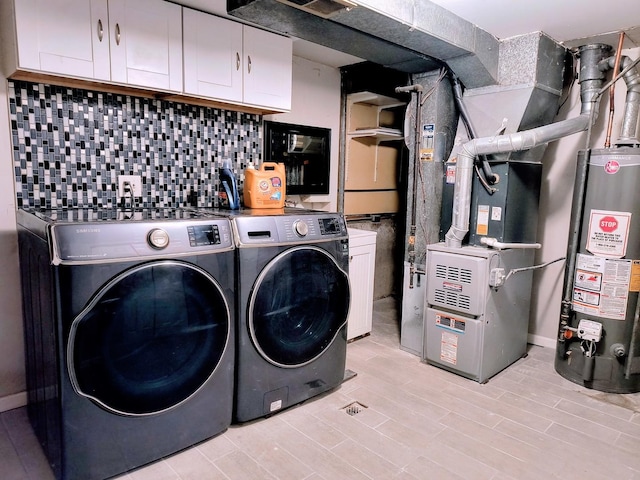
[[275, 0, 357, 19], [227, 0, 500, 88]]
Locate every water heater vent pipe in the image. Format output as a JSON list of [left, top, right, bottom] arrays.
[[608, 55, 640, 146], [444, 44, 612, 248]]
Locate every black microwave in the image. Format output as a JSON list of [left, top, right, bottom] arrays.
[[263, 121, 330, 195]]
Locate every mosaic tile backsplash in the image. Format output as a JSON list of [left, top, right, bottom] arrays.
[[9, 80, 262, 209]]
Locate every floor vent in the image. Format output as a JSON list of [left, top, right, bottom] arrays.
[[342, 401, 367, 416]]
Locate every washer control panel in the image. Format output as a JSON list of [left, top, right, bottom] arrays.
[[50, 218, 233, 263]]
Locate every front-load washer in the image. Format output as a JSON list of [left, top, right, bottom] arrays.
[[17, 207, 235, 480], [231, 208, 350, 422]]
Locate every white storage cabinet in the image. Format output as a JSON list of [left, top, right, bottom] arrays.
[[346, 228, 377, 340], [12, 0, 183, 92], [183, 8, 292, 111]]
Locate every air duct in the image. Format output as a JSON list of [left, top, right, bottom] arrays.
[[227, 0, 500, 88], [444, 44, 613, 248]]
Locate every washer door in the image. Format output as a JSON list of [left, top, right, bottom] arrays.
[[249, 246, 350, 367], [68, 261, 230, 416]]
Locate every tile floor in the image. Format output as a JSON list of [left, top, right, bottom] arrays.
[[3, 296, 640, 480]]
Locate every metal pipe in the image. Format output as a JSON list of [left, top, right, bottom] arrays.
[[624, 294, 640, 379], [604, 33, 625, 148], [450, 75, 497, 189], [613, 55, 640, 145], [444, 44, 612, 248], [396, 84, 424, 288], [585, 53, 640, 148], [558, 149, 590, 340]]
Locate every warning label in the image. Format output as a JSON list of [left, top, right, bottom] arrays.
[[575, 269, 602, 291], [446, 165, 456, 184], [573, 287, 600, 306], [586, 209, 632, 258], [440, 331, 458, 365], [435, 313, 466, 333], [630, 260, 640, 292], [573, 253, 631, 320], [476, 205, 489, 236], [420, 124, 435, 161]]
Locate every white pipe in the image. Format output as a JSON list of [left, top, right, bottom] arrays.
[[480, 237, 541, 250]]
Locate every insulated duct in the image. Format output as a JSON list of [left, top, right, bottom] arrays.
[[227, 0, 500, 88], [444, 44, 613, 248]]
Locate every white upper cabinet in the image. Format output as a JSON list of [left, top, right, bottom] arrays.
[[243, 25, 292, 111], [183, 8, 292, 111], [12, 0, 182, 92], [7, 1, 290, 110], [14, 0, 111, 80], [183, 9, 243, 103], [108, 0, 183, 92]]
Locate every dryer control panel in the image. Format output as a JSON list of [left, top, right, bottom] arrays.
[[233, 212, 348, 246]]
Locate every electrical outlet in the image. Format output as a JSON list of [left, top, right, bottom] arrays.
[[118, 175, 142, 198]]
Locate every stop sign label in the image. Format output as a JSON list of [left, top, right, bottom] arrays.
[[600, 216, 618, 233], [587, 210, 631, 258]]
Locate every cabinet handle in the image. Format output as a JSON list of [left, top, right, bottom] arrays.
[[97, 19, 104, 42], [115, 23, 121, 46], [236, 52, 240, 71], [247, 55, 252, 74]]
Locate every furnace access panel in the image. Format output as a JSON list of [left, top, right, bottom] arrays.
[[423, 244, 534, 383]]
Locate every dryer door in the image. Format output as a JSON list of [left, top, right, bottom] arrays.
[[68, 260, 230, 416], [249, 246, 350, 367]]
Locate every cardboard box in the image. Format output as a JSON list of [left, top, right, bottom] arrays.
[[344, 190, 399, 215], [345, 137, 398, 190]]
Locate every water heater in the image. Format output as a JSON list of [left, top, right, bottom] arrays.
[[556, 147, 640, 392]]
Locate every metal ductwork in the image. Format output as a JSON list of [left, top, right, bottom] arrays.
[[444, 44, 612, 248], [227, 0, 500, 88]]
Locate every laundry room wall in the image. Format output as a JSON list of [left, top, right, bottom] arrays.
[[0, 72, 24, 412], [264, 55, 342, 212], [0, 55, 343, 411]]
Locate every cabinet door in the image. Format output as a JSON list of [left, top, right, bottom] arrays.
[[243, 25, 292, 110], [14, 0, 110, 80], [347, 245, 375, 340], [183, 9, 243, 103], [108, 0, 183, 92]]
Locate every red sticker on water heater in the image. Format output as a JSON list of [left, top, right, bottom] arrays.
[[604, 160, 620, 174], [586, 210, 631, 258]]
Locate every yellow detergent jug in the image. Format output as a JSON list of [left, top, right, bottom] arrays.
[[243, 162, 286, 208]]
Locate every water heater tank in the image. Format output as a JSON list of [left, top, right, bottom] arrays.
[[556, 147, 640, 393]]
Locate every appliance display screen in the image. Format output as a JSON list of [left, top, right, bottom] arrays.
[[188, 225, 221, 246], [319, 218, 341, 235]]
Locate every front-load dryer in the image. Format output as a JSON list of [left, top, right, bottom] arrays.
[[231, 209, 350, 423], [17, 208, 235, 480]]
